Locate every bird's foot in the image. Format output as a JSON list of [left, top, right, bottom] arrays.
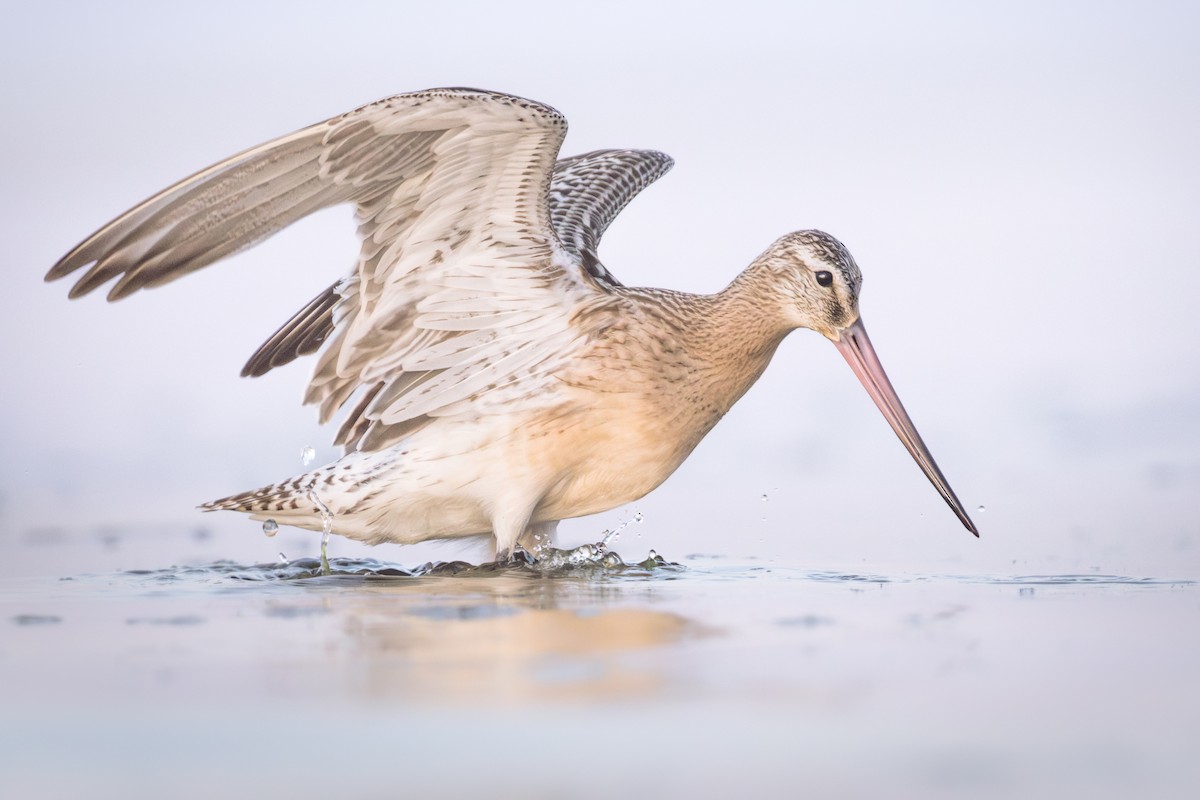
[[497, 545, 536, 567]]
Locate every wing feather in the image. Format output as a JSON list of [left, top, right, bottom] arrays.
[[56, 131, 337, 300], [49, 91, 674, 454], [548, 149, 674, 286], [241, 282, 340, 378]]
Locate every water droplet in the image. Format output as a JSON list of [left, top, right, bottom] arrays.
[[307, 489, 334, 576], [262, 519, 279, 537], [761, 493, 769, 502], [559, 543, 602, 567], [648, 549, 659, 560], [976, 505, 986, 513], [529, 528, 553, 558], [601, 512, 642, 547], [301, 446, 316, 466]]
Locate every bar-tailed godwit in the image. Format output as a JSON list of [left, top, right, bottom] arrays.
[[48, 88, 977, 556]]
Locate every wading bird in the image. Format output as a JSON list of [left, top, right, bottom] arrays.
[[48, 88, 977, 557]]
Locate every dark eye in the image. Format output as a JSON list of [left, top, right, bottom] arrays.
[[815, 270, 833, 287]]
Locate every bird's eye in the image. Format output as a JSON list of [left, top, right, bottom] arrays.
[[815, 270, 833, 287]]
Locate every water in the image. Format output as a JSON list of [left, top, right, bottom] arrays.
[[4, 527, 1198, 799], [597, 510, 644, 549], [306, 489, 334, 576]]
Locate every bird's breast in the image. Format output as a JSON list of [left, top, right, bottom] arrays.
[[524, 383, 732, 522], [523, 289, 785, 521]]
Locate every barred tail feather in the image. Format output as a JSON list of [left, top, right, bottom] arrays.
[[201, 473, 321, 515], [198, 451, 397, 540]]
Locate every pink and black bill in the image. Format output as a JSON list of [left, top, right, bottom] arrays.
[[833, 318, 979, 537]]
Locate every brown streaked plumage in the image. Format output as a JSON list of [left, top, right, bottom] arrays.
[[47, 88, 977, 557]]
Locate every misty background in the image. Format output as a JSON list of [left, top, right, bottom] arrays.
[[2, 0, 1198, 576]]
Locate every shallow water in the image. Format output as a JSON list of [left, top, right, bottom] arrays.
[[3, 528, 1199, 799]]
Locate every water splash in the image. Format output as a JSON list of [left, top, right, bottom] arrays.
[[598, 527, 621, 548], [258, 501, 667, 580], [120, 558, 1193, 586], [307, 489, 334, 576], [599, 510, 645, 548], [532, 542, 623, 571], [527, 527, 553, 560], [122, 549, 681, 583], [242, 551, 676, 582]]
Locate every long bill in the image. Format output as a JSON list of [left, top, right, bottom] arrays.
[[833, 318, 979, 537]]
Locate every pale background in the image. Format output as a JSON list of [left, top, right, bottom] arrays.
[[3, 0, 1198, 577]]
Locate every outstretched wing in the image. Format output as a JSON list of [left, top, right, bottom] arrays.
[[548, 149, 674, 287], [48, 88, 604, 452], [241, 148, 674, 380]]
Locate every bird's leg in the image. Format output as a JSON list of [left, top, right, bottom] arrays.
[[490, 504, 538, 565], [517, 520, 560, 560]]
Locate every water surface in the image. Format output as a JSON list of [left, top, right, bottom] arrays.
[[3, 526, 1198, 799]]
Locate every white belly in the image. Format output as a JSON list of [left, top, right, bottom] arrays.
[[306, 394, 694, 545]]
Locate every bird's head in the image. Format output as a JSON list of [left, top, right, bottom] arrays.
[[756, 229, 863, 339], [753, 229, 978, 537]]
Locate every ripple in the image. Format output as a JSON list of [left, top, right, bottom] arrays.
[[789, 570, 1198, 587], [111, 557, 1197, 591], [119, 547, 684, 586], [972, 573, 1198, 587], [804, 571, 896, 584]]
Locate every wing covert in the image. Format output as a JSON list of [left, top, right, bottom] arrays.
[[242, 148, 674, 379]]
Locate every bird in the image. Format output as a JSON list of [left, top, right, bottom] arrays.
[[47, 87, 978, 558]]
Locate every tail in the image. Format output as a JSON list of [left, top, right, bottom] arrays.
[[201, 472, 328, 531], [200, 448, 394, 537]]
